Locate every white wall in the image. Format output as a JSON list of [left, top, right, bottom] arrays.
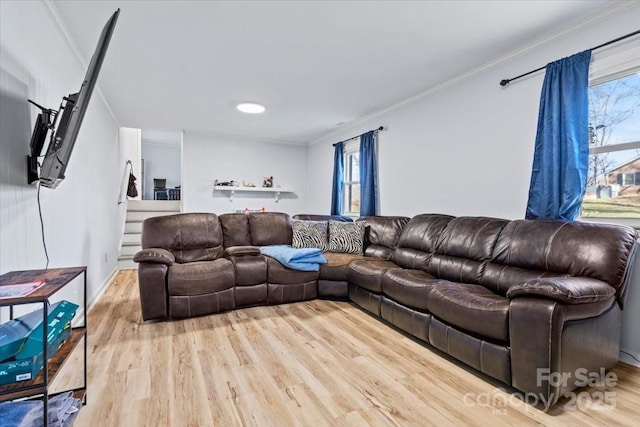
[[307, 6, 640, 364], [119, 127, 142, 201], [308, 8, 640, 219], [0, 1, 122, 316], [182, 132, 307, 215]]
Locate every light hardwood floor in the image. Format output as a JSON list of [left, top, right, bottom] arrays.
[[52, 270, 640, 426]]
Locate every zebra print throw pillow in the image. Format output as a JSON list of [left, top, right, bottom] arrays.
[[292, 220, 329, 251], [328, 220, 365, 254]]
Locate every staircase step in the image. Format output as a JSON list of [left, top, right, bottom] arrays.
[[127, 200, 180, 212], [120, 201, 179, 270], [117, 258, 138, 270], [121, 244, 141, 256], [122, 232, 141, 244], [124, 222, 143, 233]]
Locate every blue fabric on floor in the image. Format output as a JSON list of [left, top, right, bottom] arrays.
[[260, 245, 327, 271], [0, 399, 39, 427], [0, 391, 81, 427]]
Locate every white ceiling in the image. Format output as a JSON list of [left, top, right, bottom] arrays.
[[52, 0, 618, 144]]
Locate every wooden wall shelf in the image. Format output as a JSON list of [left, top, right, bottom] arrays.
[[214, 185, 294, 202]]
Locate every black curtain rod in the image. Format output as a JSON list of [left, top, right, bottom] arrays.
[[332, 126, 384, 146], [499, 29, 640, 87]]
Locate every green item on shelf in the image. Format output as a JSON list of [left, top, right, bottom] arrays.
[[0, 307, 50, 362], [14, 300, 78, 360], [0, 325, 71, 385]]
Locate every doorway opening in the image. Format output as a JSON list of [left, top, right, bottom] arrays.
[[141, 130, 182, 200]]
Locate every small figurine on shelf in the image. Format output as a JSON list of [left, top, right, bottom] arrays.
[[263, 176, 273, 188], [242, 180, 256, 187]]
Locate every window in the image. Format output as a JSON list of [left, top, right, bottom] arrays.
[[617, 173, 640, 186], [581, 70, 640, 219], [343, 140, 360, 216]]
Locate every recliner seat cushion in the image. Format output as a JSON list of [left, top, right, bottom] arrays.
[[381, 269, 437, 311], [428, 281, 510, 342], [319, 252, 367, 281], [348, 259, 398, 293], [167, 259, 235, 296]]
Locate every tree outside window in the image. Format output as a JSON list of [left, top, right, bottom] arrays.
[[581, 72, 640, 218]]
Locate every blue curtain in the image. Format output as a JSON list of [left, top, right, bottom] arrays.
[[330, 142, 344, 215], [525, 50, 592, 221], [359, 130, 378, 216]]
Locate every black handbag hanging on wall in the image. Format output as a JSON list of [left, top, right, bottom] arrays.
[[127, 167, 138, 198]]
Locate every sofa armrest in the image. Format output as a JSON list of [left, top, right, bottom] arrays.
[[137, 263, 170, 321], [133, 248, 175, 265], [507, 276, 615, 304], [224, 246, 266, 287], [224, 246, 261, 257]]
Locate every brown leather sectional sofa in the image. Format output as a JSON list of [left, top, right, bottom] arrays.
[[134, 211, 637, 405]]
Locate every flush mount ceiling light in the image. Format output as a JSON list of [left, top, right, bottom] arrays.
[[236, 102, 266, 114]]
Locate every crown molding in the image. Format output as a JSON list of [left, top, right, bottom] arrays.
[[41, 0, 120, 128], [310, 1, 638, 146]]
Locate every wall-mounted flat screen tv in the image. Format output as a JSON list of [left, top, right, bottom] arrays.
[[28, 9, 119, 189]]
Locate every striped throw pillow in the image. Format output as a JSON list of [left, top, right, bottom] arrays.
[[328, 221, 365, 254], [292, 220, 329, 251]]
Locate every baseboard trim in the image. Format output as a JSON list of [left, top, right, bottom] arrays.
[[72, 267, 118, 327], [619, 348, 640, 368]]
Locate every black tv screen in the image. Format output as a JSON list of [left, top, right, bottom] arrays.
[[37, 9, 119, 189]]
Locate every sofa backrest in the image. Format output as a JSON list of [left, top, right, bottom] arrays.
[[141, 213, 224, 263], [219, 213, 252, 248], [390, 214, 454, 270], [426, 217, 509, 283], [357, 216, 410, 259], [483, 219, 637, 304], [248, 212, 293, 246], [293, 214, 353, 222]]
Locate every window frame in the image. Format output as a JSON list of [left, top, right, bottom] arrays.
[[579, 43, 640, 227], [342, 139, 360, 217], [619, 173, 636, 186]]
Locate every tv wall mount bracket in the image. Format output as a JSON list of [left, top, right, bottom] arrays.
[[26, 96, 75, 184]]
